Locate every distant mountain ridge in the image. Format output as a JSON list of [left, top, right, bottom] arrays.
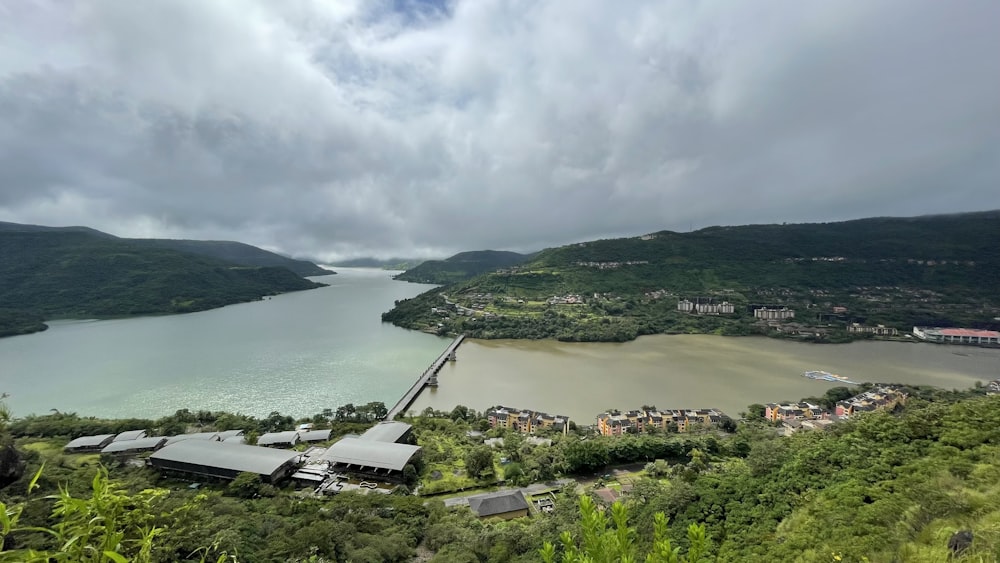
[[383, 210, 1000, 342], [0, 223, 328, 337], [0, 222, 333, 277], [393, 250, 534, 284]]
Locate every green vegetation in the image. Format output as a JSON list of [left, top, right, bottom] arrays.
[[0, 229, 325, 336], [130, 239, 334, 277], [5, 386, 1000, 561], [393, 250, 533, 284], [384, 211, 1000, 342]]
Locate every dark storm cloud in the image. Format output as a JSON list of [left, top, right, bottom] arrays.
[[1, 0, 998, 260]]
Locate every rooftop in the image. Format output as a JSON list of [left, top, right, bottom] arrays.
[[359, 421, 412, 443], [149, 440, 300, 477], [257, 431, 300, 446], [468, 489, 530, 517], [65, 434, 114, 449], [321, 437, 421, 472], [113, 430, 147, 442], [101, 436, 166, 454]]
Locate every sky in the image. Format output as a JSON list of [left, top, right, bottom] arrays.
[[1, 1, 999, 261]]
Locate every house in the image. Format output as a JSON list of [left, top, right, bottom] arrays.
[[987, 379, 1000, 395], [298, 429, 333, 443], [113, 430, 148, 442], [913, 327, 1000, 346], [597, 407, 727, 435], [754, 307, 795, 320], [848, 323, 899, 337], [319, 421, 421, 482], [100, 436, 167, 456], [764, 402, 829, 422], [467, 490, 531, 520]]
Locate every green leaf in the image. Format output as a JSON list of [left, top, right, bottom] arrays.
[[102, 550, 129, 563]]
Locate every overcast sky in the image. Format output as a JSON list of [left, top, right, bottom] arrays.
[[1, 1, 998, 261]]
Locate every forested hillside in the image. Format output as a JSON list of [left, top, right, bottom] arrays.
[[0, 230, 324, 336], [2, 387, 1000, 561], [384, 211, 1000, 342], [393, 250, 532, 284]]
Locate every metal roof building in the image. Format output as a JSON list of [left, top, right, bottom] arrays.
[[216, 429, 245, 440], [321, 437, 421, 476], [113, 430, 148, 442], [148, 440, 301, 483], [468, 490, 531, 520], [298, 429, 332, 443], [65, 434, 115, 453], [359, 421, 413, 444], [164, 432, 221, 446], [101, 436, 167, 455], [257, 431, 301, 448]]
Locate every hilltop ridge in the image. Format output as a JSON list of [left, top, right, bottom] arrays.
[[383, 210, 1000, 342]]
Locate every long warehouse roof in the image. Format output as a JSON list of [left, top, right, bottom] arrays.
[[321, 438, 420, 471], [150, 440, 300, 476]]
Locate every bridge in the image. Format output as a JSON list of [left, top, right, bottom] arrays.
[[385, 334, 465, 420]]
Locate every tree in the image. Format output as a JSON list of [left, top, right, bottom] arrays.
[[464, 446, 494, 479], [228, 471, 264, 498], [539, 496, 710, 563], [746, 404, 767, 420], [564, 440, 609, 474]]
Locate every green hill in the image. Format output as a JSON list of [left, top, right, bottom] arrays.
[[383, 211, 1000, 342], [0, 229, 325, 336], [0, 222, 333, 277], [392, 250, 533, 284]]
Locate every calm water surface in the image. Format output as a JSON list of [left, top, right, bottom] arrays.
[[3, 270, 998, 422], [411, 336, 1000, 421], [1, 269, 448, 418]]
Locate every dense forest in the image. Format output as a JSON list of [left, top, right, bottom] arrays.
[[0, 227, 327, 337], [393, 250, 533, 284], [384, 211, 1000, 342], [2, 383, 1000, 562]]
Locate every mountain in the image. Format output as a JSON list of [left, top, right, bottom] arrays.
[[131, 239, 334, 277], [383, 211, 1000, 342], [333, 257, 425, 270], [0, 221, 333, 277], [392, 250, 533, 284], [0, 228, 326, 337]]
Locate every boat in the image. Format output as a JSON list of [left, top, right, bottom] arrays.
[[803, 370, 859, 385]]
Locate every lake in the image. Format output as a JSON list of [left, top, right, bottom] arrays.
[[2, 268, 998, 422], [0, 269, 448, 418]]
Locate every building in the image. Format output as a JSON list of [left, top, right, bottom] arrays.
[[164, 432, 221, 446], [764, 402, 829, 423], [148, 440, 301, 483], [257, 431, 301, 448], [487, 406, 569, 434], [754, 307, 795, 320], [64, 434, 115, 453], [100, 436, 167, 456], [320, 438, 421, 482], [848, 323, 899, 337], [359, 421, 413, 443], [988, 379, 1000, 395], [913, 327, 1000, 346], [677, 299, 735, 315], [216, 430, 245, 441], [597, 407, 727, 435], [298, 429, 333, 443], [320, 421, 421, 482], [467, 490, 531, 520], [113, 430, 148, 442], [835, 386, 908, 418]]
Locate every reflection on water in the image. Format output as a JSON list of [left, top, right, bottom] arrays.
[[411, 336, 1000, 421]]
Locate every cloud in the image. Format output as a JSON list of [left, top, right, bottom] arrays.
[[1, 0, 998, 260]]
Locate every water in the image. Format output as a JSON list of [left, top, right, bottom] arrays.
[[410, 336, 1000, 421], [3, 270, 998, 423], [0, 269, 448, 418]]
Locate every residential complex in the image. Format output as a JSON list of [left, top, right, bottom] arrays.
[[677, 299, 735, 315], [486, 406, 570, 434], [764, 402, 830, 423], [754, 307, 795, 320], [913, 326, 1000, 346], [835, 386, 908, 418], [596, 407, 726, 435]]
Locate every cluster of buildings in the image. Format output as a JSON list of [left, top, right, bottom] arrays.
[[676, 299, 735, 315], [753, 307, 796, 320], [486, 406, 570, 434], [847, 323, 899, 336], [596, 407, 726, 436], [546, 294, 584, 305], [913, 326, 1000, 346], [834, 386, 908, 417], [574, 260, 649, 269], [63, 421, 423, 488]]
